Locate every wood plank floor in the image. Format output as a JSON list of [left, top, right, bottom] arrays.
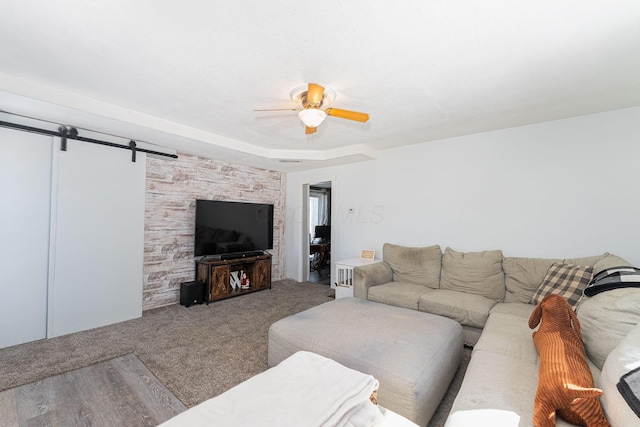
[[0, 354, 186, 426]]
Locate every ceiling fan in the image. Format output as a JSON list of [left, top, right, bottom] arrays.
[[255, 83, 369, 134]]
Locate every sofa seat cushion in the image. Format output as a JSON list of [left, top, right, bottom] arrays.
[[446, 350, 539, 426], [489, 302, 536, 319], [474, 307, 538, 363], [479, 303, 602, 383], [383, 243, 442, 289], [440, 247, 505, 302], [367, 282, 432, 310], [446, 349, 588, 427], [418, 290, 496, 329]]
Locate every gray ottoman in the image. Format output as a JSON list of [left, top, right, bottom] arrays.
[[268, 298, 463, 427]]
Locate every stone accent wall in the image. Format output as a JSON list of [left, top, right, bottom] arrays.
[[143, 153, 285, 310]]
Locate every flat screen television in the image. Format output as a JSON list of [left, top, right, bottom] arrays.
[[194, 200, 274, 257]]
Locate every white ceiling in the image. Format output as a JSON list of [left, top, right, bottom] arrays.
[[1, 1, 639, 172]]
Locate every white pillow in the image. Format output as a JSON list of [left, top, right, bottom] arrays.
[[599, 322, 640, 426]]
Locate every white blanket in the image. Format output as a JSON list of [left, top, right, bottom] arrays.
[[159, 351, 418, 427]]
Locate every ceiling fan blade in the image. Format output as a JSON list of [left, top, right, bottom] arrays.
[[306, 83, 325, 106], [326, 108, 369, 122], [305, 126, 317, 135]]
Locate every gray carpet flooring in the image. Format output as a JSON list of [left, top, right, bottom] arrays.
[[0, 280, 470, 426]]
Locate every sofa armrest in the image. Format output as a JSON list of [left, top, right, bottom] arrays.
[[353, 262, 393, 300]]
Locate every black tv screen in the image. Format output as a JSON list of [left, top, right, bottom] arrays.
[[194, 200, 274, 257]]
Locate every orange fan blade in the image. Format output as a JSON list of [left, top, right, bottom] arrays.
[[326, 108, 369, 122], [305, 126, 317, 135], [306, 83, 325, 106]]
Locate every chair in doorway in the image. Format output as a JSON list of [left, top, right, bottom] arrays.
[[310, 225, 331, 275]]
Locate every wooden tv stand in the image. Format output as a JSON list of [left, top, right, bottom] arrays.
[[196, 252, 272, 303]]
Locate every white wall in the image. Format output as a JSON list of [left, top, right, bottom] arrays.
[[143, 153, 285, 309], [284, 107, 640, 282]]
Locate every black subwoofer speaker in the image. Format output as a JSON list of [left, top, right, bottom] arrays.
[[180, 281, 204, 307]]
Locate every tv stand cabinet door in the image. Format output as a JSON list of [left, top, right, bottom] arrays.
[[254, 258, 272, 290], [211, 265, 231, 300]]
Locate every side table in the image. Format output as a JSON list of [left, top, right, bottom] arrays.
[[334, 257, 381, 299]]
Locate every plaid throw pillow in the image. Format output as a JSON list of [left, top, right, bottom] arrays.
[[531, 263, 593, 309]]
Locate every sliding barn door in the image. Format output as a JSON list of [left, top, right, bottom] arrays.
[[0, 128, 52, 348], [48, 139, 146, 337]]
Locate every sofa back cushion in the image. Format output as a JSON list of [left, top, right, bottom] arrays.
[[440, 247, 505, 302], [563, 253, 608, 267], [503, 257, 561, 303], [577, 287, 640, 370], [591, 253, 633, 274], [502, 253, 629, 304], [383, 243, 442, 289]]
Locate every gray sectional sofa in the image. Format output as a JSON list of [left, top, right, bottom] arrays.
[[353, 243, 640, 426]]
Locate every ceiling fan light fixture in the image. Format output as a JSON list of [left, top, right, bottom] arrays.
[[298, 108, 327, 128]]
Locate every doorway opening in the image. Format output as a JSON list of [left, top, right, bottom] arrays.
[[306, 181, 331, 284]]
